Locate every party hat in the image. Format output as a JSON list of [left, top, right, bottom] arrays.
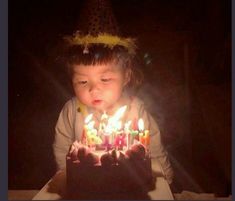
[[64, 0, 137, 55], [77, 0, 120, 36]]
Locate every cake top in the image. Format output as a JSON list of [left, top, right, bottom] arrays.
[[67, 141, 149, 167]]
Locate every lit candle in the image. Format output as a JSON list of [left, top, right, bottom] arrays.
[[124, 120, 131, 149], [98, 112, 108, 136], [82, 114, 93, 145], [104, 106, 127, 148], [128, 118, 139, 145], [114, 133, 126, 150], [129, 130, 138, 145], [103, 133, 112, 150], [86, 121, 96, 148], [106, 105, 127, 131], [138, 118, 144, 144], [114, 121, 122, 144], [138, 118, 150, 147], [144, 130, 150, 146]]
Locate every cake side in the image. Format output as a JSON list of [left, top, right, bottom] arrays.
[[67, 156, 153, 192], [66, 143, 155, 199]]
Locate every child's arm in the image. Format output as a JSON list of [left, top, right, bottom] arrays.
[[139, 105, 174, 184], [53, 100, 75, 170]]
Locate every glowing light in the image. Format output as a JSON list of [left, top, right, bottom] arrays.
[[124, 120, 132, 132], [85, 114, 93, 124], [105, 105, 127, 132], [117, 121, 122, 130], [146, 59, 151, 65], [101, 112, 108, 120], [138, 118, 144, 131], [87, 121, 95, 130], [112, 105, 127, 121], [81, 105, 151, 150], [144, 53, 149, 59]]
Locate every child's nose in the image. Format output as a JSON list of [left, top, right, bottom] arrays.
[[89, 83, 100, 93]]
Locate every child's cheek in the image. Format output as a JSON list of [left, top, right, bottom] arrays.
[[74, 87, 85, 98]]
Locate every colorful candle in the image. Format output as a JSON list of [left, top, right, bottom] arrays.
[[138, 118, 150, 147], [82, 114, 93, 145], [81, 107, 151, 151], [129, 130, 138, 145], [114, 133, 126, 150], [124, 120, 131, 149], [98, 112, 108, 136], [103, 133, 112, 150], [86, 121, 96, 148], [144, 130, 150, 146]]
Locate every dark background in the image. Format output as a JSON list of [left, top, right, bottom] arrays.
[[9, 0, 231, 196]]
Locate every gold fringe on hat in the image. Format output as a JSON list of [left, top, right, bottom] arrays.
[[64, 32, 137, 55]]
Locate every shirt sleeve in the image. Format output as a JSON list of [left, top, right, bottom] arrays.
[[53, 99, 75, 170], [139, 104, 174, 184]]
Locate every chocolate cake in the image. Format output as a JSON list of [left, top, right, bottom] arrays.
[[66, 143, 155, 199]]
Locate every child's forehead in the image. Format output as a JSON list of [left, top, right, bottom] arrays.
[[73, 62, 123, 74]]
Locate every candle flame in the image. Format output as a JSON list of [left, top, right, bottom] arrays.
[[101, 112, 108, 120], [138, 118, 144, 131], [104, 124, 112, 134], [85, 114, 93, 124], [124, 120, 132, 131], [117, 121, 122, 130], [112, 105, 127, 121], [87, 121, 95, 129], [105, 105, 127, 132]]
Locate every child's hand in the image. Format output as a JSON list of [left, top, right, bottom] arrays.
[[68, 141, 80, 161]]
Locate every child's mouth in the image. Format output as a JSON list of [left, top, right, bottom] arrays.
[[92, 100, 103, 105]]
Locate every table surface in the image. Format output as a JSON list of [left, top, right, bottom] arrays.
[[31, 160, 174, 200], [8, 190, 39, 200], [32, 176, 174, 200]]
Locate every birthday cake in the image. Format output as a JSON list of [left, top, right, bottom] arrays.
[[66, 106, 155, 199], [66, 143, 154, 199]]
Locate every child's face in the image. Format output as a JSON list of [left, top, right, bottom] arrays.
[[72, 62, 129, 112]]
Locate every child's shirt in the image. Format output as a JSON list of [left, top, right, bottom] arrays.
[[53, 95, 173, 184]]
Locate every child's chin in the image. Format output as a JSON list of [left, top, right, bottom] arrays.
[[91, 104, 107, 111]]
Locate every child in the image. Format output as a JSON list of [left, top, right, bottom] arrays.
[[53, 43, 173, 184], [53, 0, 173, 184]]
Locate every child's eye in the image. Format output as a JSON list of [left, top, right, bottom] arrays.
[[78, 81, 87, 85], [101, 78, 112, 82]]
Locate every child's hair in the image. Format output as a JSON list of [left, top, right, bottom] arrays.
[[64, 44, 143, 91]]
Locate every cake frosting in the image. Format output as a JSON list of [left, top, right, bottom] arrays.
[[66, 141, 154, 199]]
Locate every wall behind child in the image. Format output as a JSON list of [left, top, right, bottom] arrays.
[[9, 0, 231, 195]]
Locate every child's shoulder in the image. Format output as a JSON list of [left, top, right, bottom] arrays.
[[129, 95, 145, 108], [61, 96, 79, 112], [63, 96, 77, 106]]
